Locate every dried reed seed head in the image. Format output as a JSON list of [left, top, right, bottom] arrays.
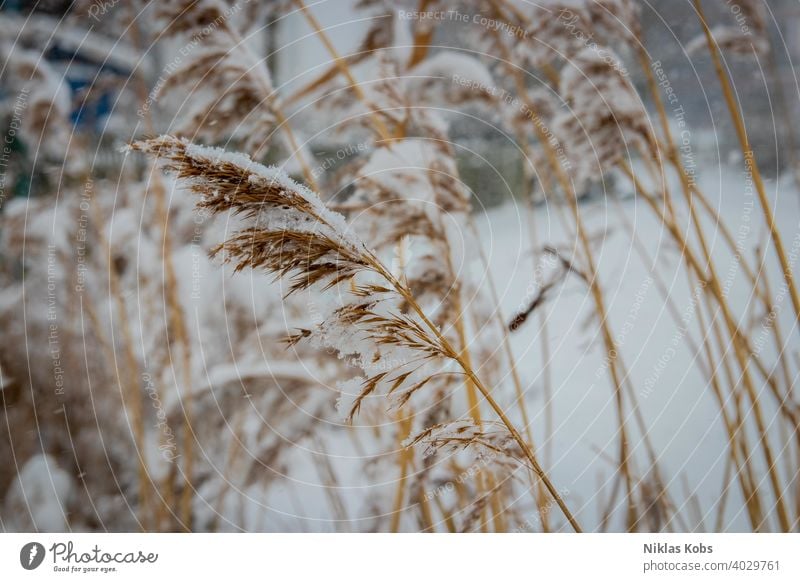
[[704, 0, 768, 39], [132, 136, 463, 424], [487, 0, 640, 69], [0, 46, 78, 169], [151, 0, 271, 59], [498, 85, 560, 134], [554, 47, 651, 186], [337, 359, 454, 423], [687, 1, 769, 57], [404, 419, 525, 467], [321, 295, 456, 421], [457, 475, 520, 532], [152, 9, 278, 154], [552, 112, 616, 191], [354, 4, 396, 57], [337, 136, 473, 331], [495, 1, 598, 69], [589, 0, 642, 42], [409, 51, 498, 106], [347, 139, 471, 220], [342, 196, 439, 248], [687, 25, 769, 57], [155, 0, 232, 35], [129, 135, 370, 293]]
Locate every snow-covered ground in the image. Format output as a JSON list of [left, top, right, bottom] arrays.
[[472, 165, 800, 531]]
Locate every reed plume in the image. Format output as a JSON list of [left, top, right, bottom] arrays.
[[130, 134, 583, 532]]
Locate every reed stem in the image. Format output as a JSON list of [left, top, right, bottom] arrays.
[[693, 0, 800, 323]]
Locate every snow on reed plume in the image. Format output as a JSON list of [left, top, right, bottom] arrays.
[[129, 136, 474, 421], [553, 47, 651, 189], [686, 0, 768, 57], [128, 136, 577, 530], [153, 0, 280, 154], [0, 30, 79, 172]]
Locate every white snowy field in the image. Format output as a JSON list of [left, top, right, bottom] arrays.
[[471, 165, 800, 532]]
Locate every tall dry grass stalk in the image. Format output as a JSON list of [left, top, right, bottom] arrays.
[[129, 13, 196, 531], [292, 0, 393, 142], [130, 135, 582, 532], [692, 0, 800, 322], [481, 0, 800, 532], [499, 43, 639, 531], [633, 30, 800, 529], [619, 163, 791, 530], [88, 182, 153, 530], [289, 6, 546, 529]]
